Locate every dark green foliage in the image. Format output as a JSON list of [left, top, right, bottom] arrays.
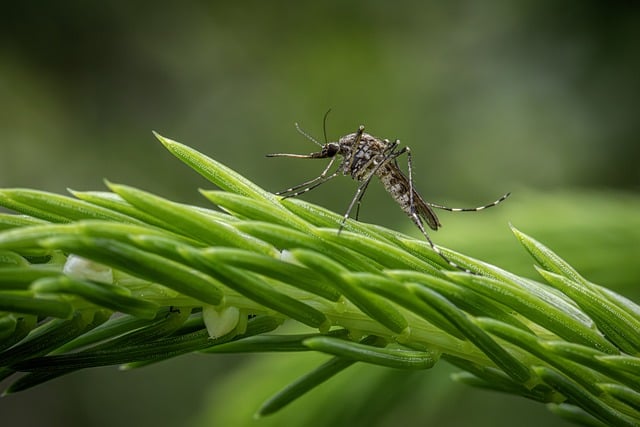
[[0, 135, 638, 425]]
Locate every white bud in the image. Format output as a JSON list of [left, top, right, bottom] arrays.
[[63, 254, 113, 284], [203, 305, 240, 339]]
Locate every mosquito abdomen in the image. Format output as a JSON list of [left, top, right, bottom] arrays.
[[376, 163, 441, 230], [377, 164, 413, 214]]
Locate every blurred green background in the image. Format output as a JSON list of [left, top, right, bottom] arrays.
[[1, 2, 639, 426]]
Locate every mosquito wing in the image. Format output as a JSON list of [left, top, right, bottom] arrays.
[[412, 189, 441, 231]]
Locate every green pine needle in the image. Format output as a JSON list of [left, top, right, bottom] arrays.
[[0, 133, 638, 426]]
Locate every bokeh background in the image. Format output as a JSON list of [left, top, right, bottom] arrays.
[[1, 2, 639, 426]]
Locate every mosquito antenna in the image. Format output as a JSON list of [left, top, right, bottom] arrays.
[[294, 122, 322, 147], [322, 108, 332, 143]]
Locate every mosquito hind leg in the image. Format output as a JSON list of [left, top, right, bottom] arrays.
[[400, 146, 474, 273], [408, 211, 474, 274], [427, 192, 511, 212], [403, 146, 416, 215]]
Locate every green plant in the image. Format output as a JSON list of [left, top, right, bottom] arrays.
[[0, 133, 638, 426]]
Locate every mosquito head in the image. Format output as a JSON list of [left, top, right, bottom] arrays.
[[320, 142, 340, 157]]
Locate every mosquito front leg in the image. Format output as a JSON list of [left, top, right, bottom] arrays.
[[276, 156, 339, 198], [278, 172, 341, 199]]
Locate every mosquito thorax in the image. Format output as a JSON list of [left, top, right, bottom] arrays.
[[338, 132, 360, 146]]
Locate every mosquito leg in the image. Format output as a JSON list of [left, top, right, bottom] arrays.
[[405, 146, 416, 216], [427, 192, 511, 212], [338, 173, 377, 233], [275, 157, 338, 197], [396, 145, 473, 273], [278, 171, 340, 199], [354, 178, 372, 221], [409, 211, 473, 273]]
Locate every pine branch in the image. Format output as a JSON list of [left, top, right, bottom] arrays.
[[0, 133, 638, 426]]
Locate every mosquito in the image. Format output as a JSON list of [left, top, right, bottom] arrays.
[[266, 116, 510, 272]]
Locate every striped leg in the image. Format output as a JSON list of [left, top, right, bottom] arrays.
[[354, 179, 372, 221], [427, 192, 511, 212], [276, 157, 339, 198], [338, 174, 376, 233]]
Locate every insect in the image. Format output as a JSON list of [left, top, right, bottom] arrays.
[[267, 116, 510, 272]]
